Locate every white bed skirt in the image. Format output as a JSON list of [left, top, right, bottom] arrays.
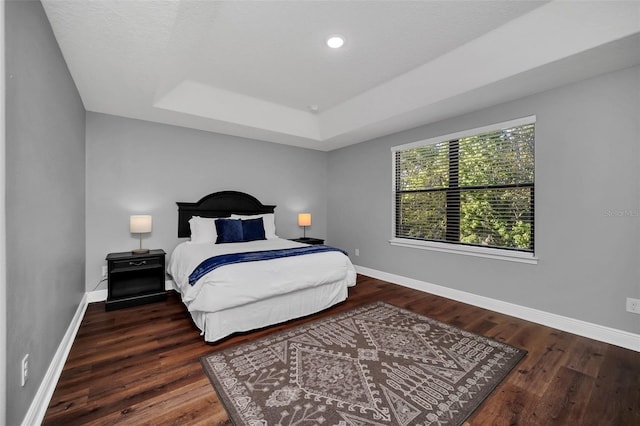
[[190, 278, 350, 342]]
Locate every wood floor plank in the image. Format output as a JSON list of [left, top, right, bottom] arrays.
[[465, 383, 534, 425], [43, 274, 640, 425], [584, 344, 640, 425], [522, 366, 595, 425], [563, 335, 607, 378]]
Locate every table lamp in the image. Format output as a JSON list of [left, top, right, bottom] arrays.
[[298, 213, 311, 239], [130, 215, 152, 254]]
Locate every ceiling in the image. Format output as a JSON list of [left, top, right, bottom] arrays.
[[42, 1, 640, 151]]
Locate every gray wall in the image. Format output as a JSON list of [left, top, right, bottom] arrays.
[[85, 112, 328, 291], [328, 65, 640, 334], [5, 1, 86, 424], [1, 2, 6, 424], [3, 4, 638, 422]]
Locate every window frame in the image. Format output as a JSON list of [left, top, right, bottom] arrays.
[[390, 116, 538, 264]]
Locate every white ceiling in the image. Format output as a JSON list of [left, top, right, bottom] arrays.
[[42, 0, 640, 151]]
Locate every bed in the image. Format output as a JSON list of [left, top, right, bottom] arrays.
[[167, 191, 357, 342]]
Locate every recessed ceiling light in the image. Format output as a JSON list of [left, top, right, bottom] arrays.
[[326, 35, 344, 49]]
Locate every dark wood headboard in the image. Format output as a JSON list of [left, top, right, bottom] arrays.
[[176, 191, 276, 238]]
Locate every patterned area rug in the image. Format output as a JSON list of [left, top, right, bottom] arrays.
[[201, 302, 526, 425]]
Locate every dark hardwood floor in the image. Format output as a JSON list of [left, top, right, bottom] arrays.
[[43, 275, 640, 425]]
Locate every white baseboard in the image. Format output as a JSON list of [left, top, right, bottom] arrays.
[[86, 288, 107, 303], [24, 279, 177, 424], [24, 270, 638, 425], [355, 265, 640, 352], [21, 293, 89, 426]]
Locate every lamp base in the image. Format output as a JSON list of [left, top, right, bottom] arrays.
[[132, 248, 150, 254]]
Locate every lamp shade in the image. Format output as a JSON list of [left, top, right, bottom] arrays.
[[298, 213, 311, 227], [130, 215, 152, 233]]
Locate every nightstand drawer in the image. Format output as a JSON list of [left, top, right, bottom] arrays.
[[110, 256, 163, 272]]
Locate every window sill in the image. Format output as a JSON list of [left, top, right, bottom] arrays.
[[389, 238, 538, 264]]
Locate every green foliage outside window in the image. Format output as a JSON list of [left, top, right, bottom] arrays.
[[395, 123, 534, 252]]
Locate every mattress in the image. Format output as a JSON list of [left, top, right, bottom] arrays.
[[167, 238, 357, 341]]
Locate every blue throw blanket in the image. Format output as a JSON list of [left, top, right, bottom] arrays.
[[188, 245, 348, 286]]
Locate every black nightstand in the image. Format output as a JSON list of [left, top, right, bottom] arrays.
[[289, 237, 325, 245], [105, 249, 167, 311]]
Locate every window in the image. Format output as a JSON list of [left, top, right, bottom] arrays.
[[392, 117, 535, 258]]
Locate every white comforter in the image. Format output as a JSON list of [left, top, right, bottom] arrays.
[[167, 238, 356, 314]]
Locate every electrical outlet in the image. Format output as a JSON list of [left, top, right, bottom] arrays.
[[101, 266, 108, 280], [355, 248, 360, 256], [21, 354, 29, 387], [627, 297, 640, 314]]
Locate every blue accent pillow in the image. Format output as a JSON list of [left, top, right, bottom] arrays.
[[215, 219, 243, 243], [242, 217, 266, 242]]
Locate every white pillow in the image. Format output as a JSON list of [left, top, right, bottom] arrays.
[[231, 213, 277, 239], [189, 216, 218, 243]]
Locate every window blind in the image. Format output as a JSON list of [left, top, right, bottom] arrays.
[[394, 121, 535, 252]]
